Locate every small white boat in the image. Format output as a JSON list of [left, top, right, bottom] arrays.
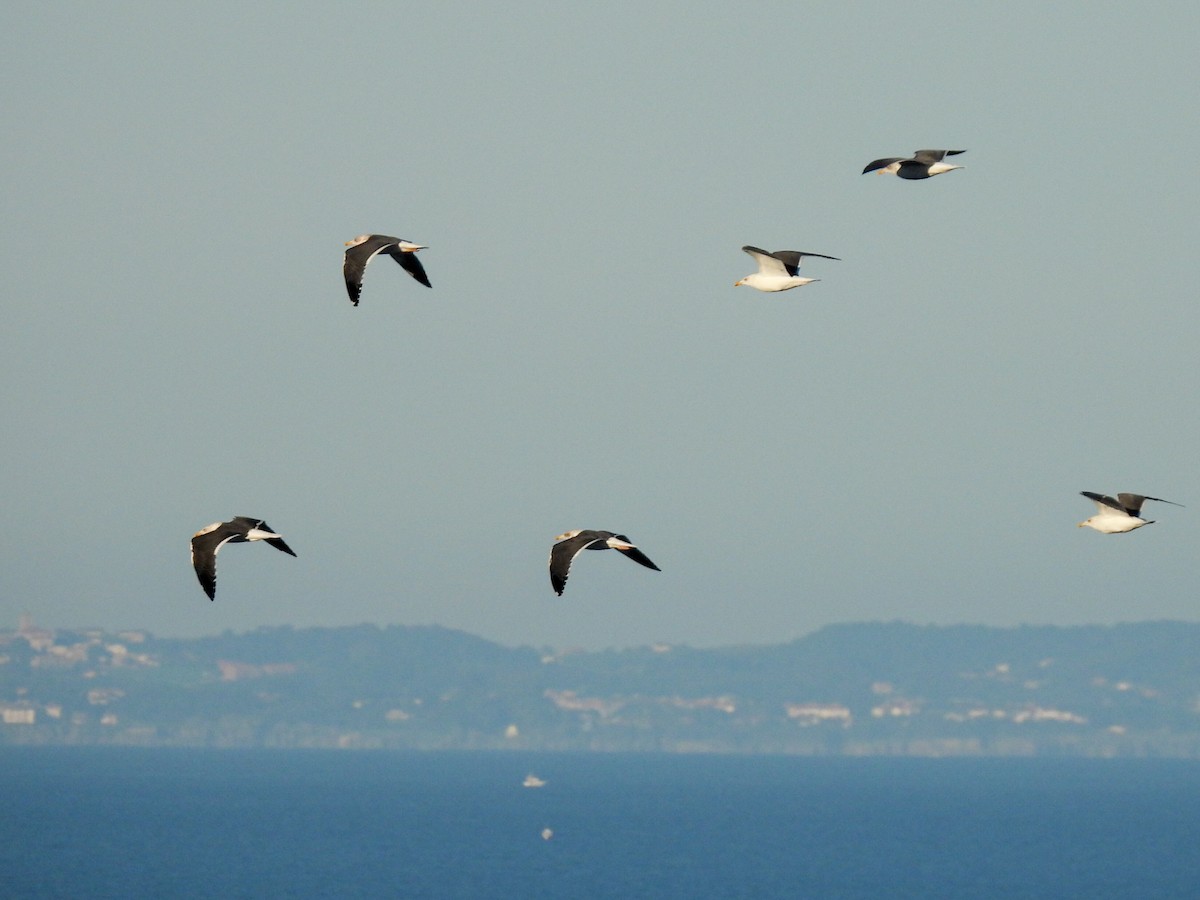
[[523, 774, 547, 788]]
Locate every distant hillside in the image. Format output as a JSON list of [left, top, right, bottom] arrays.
[[3, 619, 1199, 756]]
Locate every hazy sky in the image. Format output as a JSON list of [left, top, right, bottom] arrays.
[[3, 3, 1198, 650]]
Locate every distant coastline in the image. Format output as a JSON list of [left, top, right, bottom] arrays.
[[3, 617, 1200, 757]]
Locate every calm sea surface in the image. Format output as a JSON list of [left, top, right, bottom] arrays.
[[2, 748, 1197, 898]]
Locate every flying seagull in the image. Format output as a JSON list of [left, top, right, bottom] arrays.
[[1077, 492, 1183, 534], [549, 530, 660, 596], [862, 149, 966, 179], [343, 234, 431, 305], [191, 517, 297, 600], [735, 246, 840, 293]]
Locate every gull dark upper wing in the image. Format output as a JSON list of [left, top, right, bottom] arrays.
[[390, 249, 432, 288], [1116, 493, 1148, 515], [549, 532, 608, 595], [549, 535, 585, 596], [344, 252, 369, 305], [1117, 493, 1184, 514], [343, 236, 396, 305], [912, 149, 964, 163], [192, 552, 218, 600], [190, 527, 238, 601], [265, 537, 297, 557], [770, 251, 840, 276], [245, 518, 295, 555], [862, 157, 904, 174], [614, 545, 660, 572], [1081, 491, 1123, 512]]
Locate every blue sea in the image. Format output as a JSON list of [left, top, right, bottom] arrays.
[[2, 749, 1198, 898]]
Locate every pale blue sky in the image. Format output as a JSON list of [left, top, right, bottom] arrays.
[[3, 3, 1198, 649]]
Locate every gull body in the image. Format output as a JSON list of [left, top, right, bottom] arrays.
[[1077, 492, 1182, 534], [343, 233, 430, 305], [862, 149, 966, 180], [549, 529, 660, 596], [735, 245, 839, 292], [190, 516, 297, 600]]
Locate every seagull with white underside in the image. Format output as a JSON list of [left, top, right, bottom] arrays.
[[549, 530, 660, 596], [343, 234, 431, 305], [862, 149, 966, 179], [1077, 492, 1183, 534], [735, 246, 840, 293], [190, 517, 297, 600]]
